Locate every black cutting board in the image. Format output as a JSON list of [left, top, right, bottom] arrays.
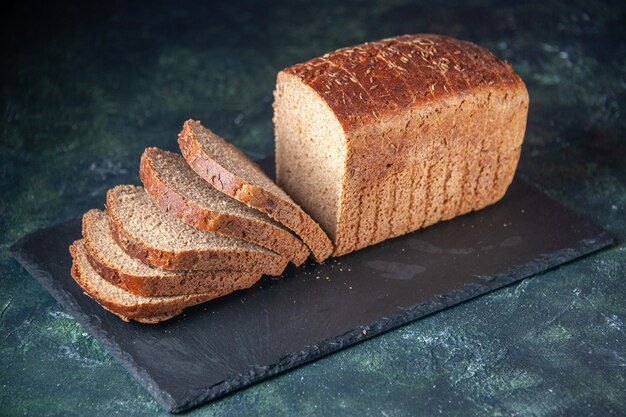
[[10, 158, 613, 413]]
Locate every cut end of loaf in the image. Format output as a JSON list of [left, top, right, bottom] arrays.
[[274, 71, 347, 242]]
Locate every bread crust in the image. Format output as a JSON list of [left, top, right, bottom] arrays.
[[139, 148, 309, 266], [105, 187, 289, 275], [178, 120, 333, 263], [284, 34, 526, 133]]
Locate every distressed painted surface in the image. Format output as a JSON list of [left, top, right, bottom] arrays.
[[1, 0, 624, 415]]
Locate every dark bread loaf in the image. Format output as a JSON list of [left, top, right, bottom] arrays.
[[106, 185, 289, 275], [68, 33, 528, 323], [274, 34, 529, 256], [178, 119, 333, 263], [82, 209, 262, 296], [139, 147, 309, 266]]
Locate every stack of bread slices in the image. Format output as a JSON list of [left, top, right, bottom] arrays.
[[70, 119, 333, 323]]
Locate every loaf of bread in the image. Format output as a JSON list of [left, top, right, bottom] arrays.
[[68, 34, 529, 323], [274, 34, 529, 256]]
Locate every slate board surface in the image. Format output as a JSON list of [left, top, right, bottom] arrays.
[[10, 159, 613, 413]]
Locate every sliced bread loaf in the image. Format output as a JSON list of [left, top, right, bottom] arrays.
[[106, 185, 289, 275], [82, 209, 262, 296], [70, 240, 218, 323], [178, 119, 333, 263], [274, 34, 528, 256], [139, 147, 309, 266]]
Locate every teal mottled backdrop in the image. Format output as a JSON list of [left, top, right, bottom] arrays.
[[1, 0, 625, 416]]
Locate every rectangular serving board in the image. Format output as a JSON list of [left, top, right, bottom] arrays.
[[10, 158, 613, 413]]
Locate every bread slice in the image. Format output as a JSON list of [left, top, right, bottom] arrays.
[[106, 185, 289, 275], [178, 119, 333, 263], [70, 240, 218, 323], [82, 209, 262, 296], [139, 147, 309, 266]]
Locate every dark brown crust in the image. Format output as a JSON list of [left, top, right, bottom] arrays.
[[283, 34, 526, 133], [123, 311, 180, 324], [105, 187, 289, 275], [178, 120, 333, 263], [69, 241, 215, 323], [139, 147, 309, 266], [81, 211, 262, 296], [99, 304, 181, 324]]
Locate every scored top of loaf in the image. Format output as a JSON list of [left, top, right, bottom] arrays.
[[281, 34, 526, 132]]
